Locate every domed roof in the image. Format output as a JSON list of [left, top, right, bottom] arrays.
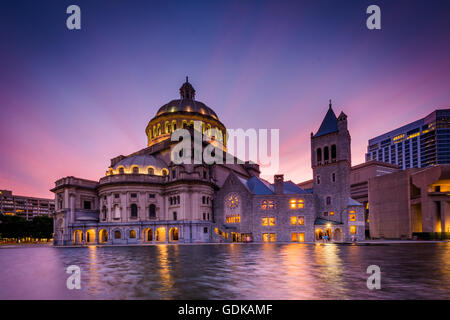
[[156, 99, 218, 119], [155, 77, 219, 120], [112, 154, 167, 170]]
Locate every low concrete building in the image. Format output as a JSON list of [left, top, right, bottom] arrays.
[[368, 164, 450, 239]]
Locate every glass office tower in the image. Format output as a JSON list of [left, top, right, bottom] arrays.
[[366, 109, 450, 169]]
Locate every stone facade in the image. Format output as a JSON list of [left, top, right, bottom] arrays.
[[52, 80, 365, 246]]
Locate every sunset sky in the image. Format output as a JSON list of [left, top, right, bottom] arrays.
[[1, 0, 450, 198]]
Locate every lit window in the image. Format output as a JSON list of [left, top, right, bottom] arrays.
[[291, 233, 298, 242], [269, 233, 276, 242], [129, 230, 136, 239], [226, 214, 240, 224], [298, 216, 305, 225], [298, 233, 305, 242], [292, 232, 305, 242], [329, 211, 335, 216], [263, 233, 269, 242], [349, 214, 356, 222], [290, 199, 304, 209], [261, 200, 274, 210], [350, 225, 357, 234], [269, 217, 275, 226], [262, 217, 268, 226], [290, 216, 298, 225], [290, 199, 296, 209], [114, 230, 121, 239]]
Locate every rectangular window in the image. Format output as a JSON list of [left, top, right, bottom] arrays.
[[290, 199, 304, 209], [269, 217, 275, 226], [350, 225, 357, 234], [298, 216, 305, 225], [316, 175, 321, 185], [261, 200, 275, 210], [332, 173, 336, 182], [329, 211, 335, 216], [83, 201, 92, 210], [291, 232, 298, 242], [290, 216, 298, 225], [173, 211, 177, 221], [148, 194, 155, 198], [262, 217, 268, 226], [263, 233, 276, 242], [298, 233, 305, 242], [269, 233, 276, 242], [349, 214, 356, 221], [204, 227, 208, 233], [114, 194, 120, 199], [131, 193, 137, 198], [226, 214, 240, 224]]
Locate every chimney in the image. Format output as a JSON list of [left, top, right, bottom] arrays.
[[274, 174, 284, 194]]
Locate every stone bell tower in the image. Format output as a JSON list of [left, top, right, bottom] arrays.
[[310, 100, 351, 223]]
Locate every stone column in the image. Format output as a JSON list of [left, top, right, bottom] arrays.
[[70, 194, 75, 223]]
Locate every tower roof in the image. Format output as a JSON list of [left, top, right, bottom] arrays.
[[314, 100, 338, 137]]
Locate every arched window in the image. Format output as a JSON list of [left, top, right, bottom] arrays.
[[324, 146, 329, 161], [132, 166, 139, 174], [326, 196, 332, 205], [114, 230, 121, 239], [177, 196, 180, 204], [172, 121, 177, 131], [157, 124, 161, 135], [317, 148, 322, 164], [202, 196, 205, 204], [119, 167, 125, 174], [146, 229, 153, 242], [169, 228, 179, 241], [162, 169, 168, 176], [129, 230, 136, 239], [148, 167, 154, 175], [149, 204, 156, 218], [130, 204, 138, 218], [165, 122, 170, 133], [331, 144, 337, 160], [173, 211, 177, 220]]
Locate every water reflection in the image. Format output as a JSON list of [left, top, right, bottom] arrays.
[[1, 243, 449, 299]]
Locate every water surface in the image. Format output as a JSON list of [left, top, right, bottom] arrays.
[[1, 243, 449, 299]]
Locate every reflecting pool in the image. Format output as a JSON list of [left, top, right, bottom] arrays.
[[0, 243, 449, 299]]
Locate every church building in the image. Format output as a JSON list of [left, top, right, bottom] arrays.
[[51, 79, 365, 245]]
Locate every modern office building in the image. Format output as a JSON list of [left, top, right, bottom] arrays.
[[365, 109, 450, 170], [0, 190, 55, 220]]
